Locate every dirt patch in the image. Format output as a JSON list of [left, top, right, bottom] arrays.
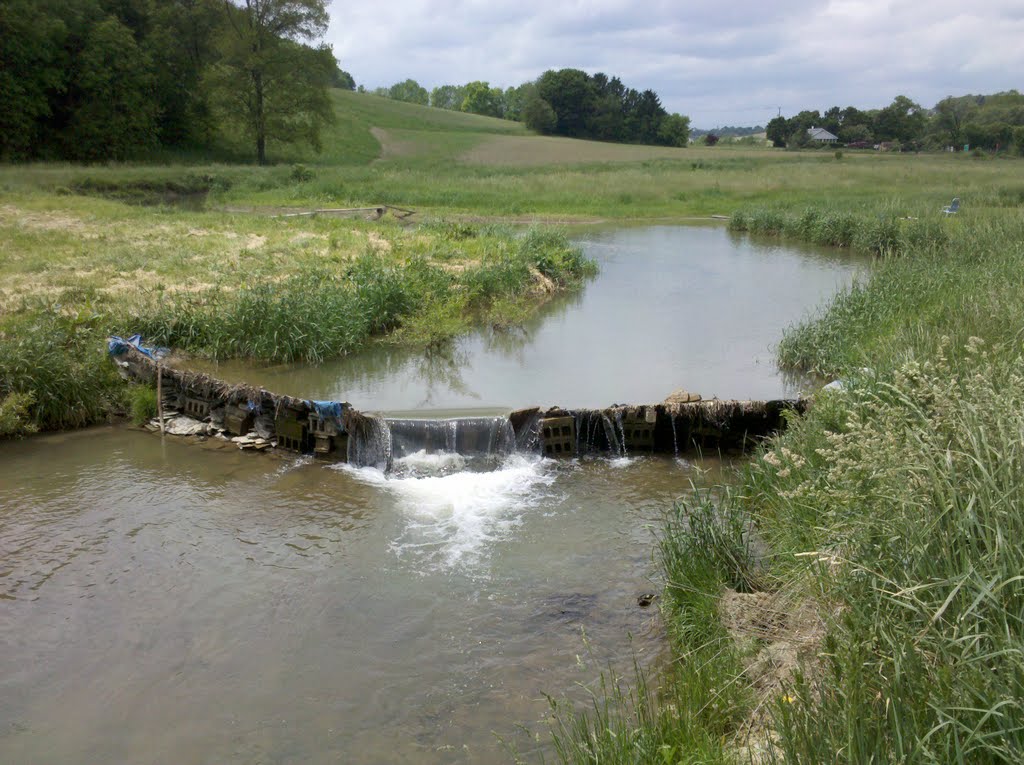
[[720, 587, 829, 761], [459, 134, 688, 167], [366, 231, 392, 252], [0, 204, 96, 236], [371, 127, 422, 162]]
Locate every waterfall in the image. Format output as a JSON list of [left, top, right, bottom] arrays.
[[348, 415, 516, 471]]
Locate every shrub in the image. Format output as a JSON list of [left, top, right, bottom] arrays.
[[128, 384, 158, 425]]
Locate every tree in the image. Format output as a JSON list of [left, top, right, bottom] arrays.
[[329, 61, 355, 89], [657, 113, 690, 147], [71, 16, 158, 159], [522, 95, 556, 134], [537, 68, 596, 138], [211, 0, 333, 165], [766, 116, 789, 147], [387, 78, 428, 105], [703, 132, 720, 146], [0, 0, 67, 158], [431, 84, 465, 110], [873, 95, 924, 143], [460, 80, 502, 118], [934, 96, 975, 148]]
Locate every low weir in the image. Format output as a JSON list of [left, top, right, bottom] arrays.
[[113, 343, 806, 466]]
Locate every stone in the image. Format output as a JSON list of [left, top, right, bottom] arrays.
[[664, 388, 702, 404], [164, 415, 210, 436]]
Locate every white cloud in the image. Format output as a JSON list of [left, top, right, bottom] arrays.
[[325, 0, 1023, 127]]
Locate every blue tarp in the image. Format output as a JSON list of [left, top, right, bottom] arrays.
[[311, 400, 345, 432], [107, 334, 168, 360]]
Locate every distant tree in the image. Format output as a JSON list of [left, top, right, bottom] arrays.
[[703, 132, 720, 146], [329, 61, 355, 89], [873, 95, 924, 143], [1013, 125, 1024, 155], [210, 0, 333, 165], [766, 116, 789, 147], [502, 83, 535, 121], [658, 113, 690, 147], [0, 0, 67, 158], [71, 16, 158, 159], [387, 78, 428, 105], [460, 80, 502, 118], [786, 128, 811, 149], [537, 68, 596, 138], [934, 96, 975, 148], [522, 95, 556, 134], [149, 0, 223, 148], [430, 84, 466, 110], [838, 123, 872, 144]]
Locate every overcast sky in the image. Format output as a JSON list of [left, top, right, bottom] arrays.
[[326, 1, 1023, 128]]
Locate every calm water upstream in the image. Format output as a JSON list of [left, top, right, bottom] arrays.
[[191, 225, 861, 410], [0, 226, 861, 763]]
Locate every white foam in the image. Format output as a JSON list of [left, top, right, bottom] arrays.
[[337, 454, 556, 570]]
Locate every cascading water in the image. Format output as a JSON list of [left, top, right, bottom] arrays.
[[348, 415, 517, 474]]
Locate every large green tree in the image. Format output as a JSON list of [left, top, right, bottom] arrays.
[[211, 0, 333, 164], [0, 0, 67, 158], [71, 15, 158, 159]]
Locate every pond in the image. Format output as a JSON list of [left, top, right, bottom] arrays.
[[0, 226, 862, 763]]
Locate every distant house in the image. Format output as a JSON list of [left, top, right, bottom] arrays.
[[806, 126, 838, 143]]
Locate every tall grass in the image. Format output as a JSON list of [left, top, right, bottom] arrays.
[[0, 308, 124, 430], [753, 346, 1024, 762], [777, 213, 1024, 376], [131, 226, 593, 363], [728, 203, 949, 255]]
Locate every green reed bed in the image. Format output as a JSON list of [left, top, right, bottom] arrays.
[[131, 226, 593, 363], [753, 345, 1024, 762], [0, 221, 593, 433]]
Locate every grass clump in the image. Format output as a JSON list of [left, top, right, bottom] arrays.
[[778, 213, 1024, 376], [0, 391, 38, 436], [752, 344, 1024, 762], [0, 309, 123, 431], [729, 203, 951, 254], [128, 384, 158, 426]]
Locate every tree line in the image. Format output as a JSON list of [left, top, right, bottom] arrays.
[[767, 92, 1024, 152], [0, 0, 351, 164], [370, 69, 691, 147]]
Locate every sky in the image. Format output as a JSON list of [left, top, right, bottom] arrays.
[[325, 0, 1024, 129]]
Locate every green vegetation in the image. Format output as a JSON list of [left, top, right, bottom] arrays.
[[0, 0, 344, 164], [128, 384, 158, 426], [767, 91, 1024, 151], [548, 199, 1024, 761], [3, 77, 1024, 762]]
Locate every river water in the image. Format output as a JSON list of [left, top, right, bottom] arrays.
[[0, 226, 860, 763], [190, 225, 860, 410]]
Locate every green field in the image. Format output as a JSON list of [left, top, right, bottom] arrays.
[[4, 89, 1024, 764]]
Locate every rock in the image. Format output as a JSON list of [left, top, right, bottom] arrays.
[[664, 389, 702, 404], [164, 415, 210, 436], [254, 415, 275, 440]]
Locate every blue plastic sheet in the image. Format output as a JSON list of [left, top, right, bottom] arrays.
[[311, 400, 345, 432], [107, 334, 168, 360]]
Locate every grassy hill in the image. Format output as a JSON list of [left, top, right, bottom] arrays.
[[0, 88, 1020, 220]]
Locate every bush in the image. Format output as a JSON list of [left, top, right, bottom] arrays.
[[128, 384, 158, 425], [0, 391, 38, 437]]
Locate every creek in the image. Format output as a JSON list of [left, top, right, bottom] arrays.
[[0, 226, 861, 763]]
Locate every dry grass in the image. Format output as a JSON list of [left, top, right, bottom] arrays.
[[459, 134, 692, 166]]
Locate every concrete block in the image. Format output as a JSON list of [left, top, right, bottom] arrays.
[[540, 416, 575, 457]]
